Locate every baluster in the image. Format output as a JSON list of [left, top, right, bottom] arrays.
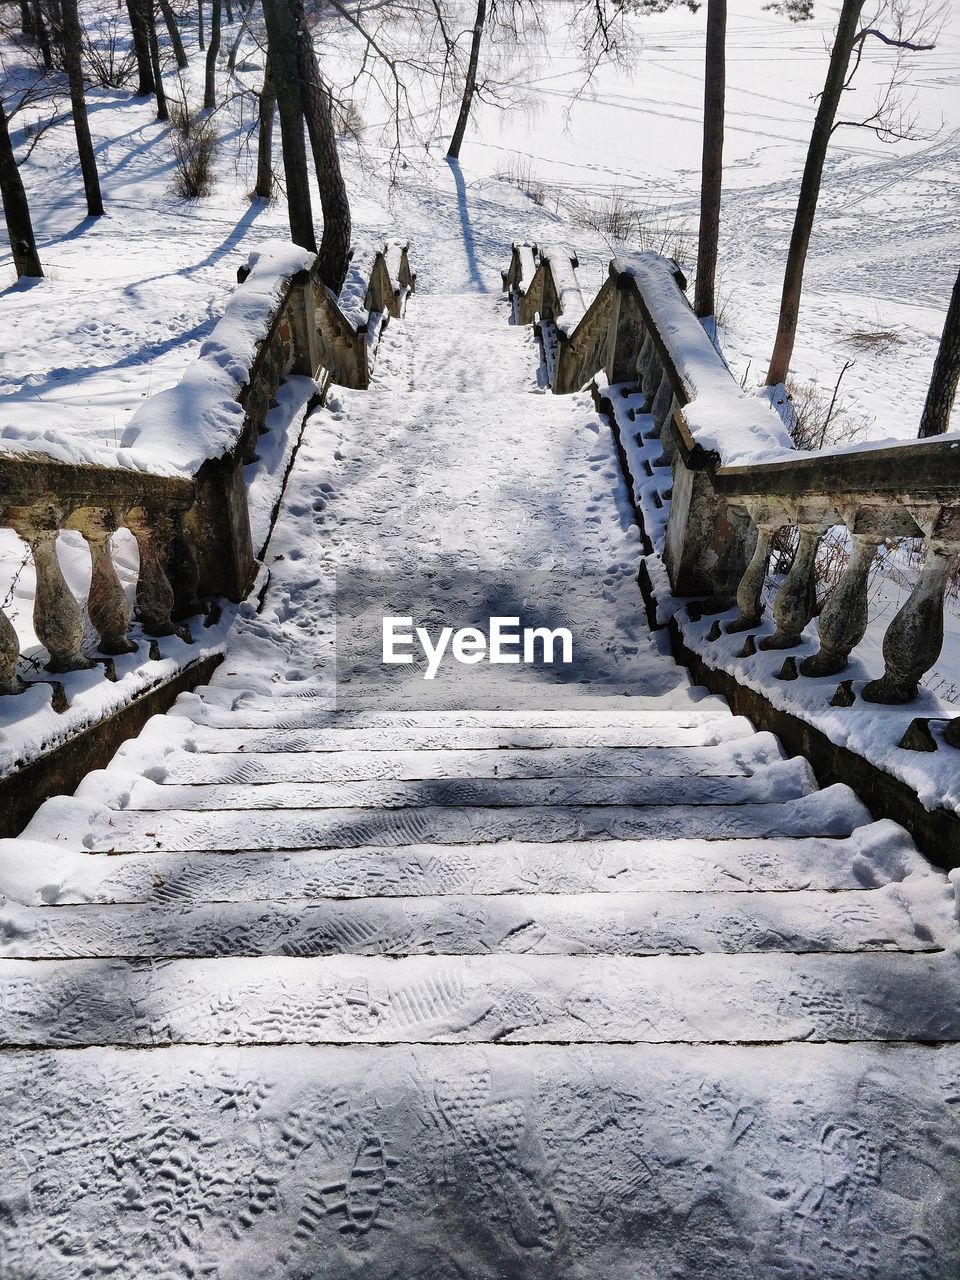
[[650, 370, 674, 435], [85, 515, 136, 655], [727, 507, 789, 633], [638, 337, 660, 403], [130, 506, 176, 637], [759, 523, 823, 651], [801, 530, 882, 677], [0, 606, 22, 693], [167, 509, 201, 622], [16, 516, 93, 672], [863, 538, 960, 704]]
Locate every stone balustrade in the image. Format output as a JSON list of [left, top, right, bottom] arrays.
[[1, 238, 414, 700], [314, 240, 416, 388], [506, 241, 960, 726]]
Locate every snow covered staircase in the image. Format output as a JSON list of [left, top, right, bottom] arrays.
[[3, 691, 959, 1048], [1, 278, 959, 1278]]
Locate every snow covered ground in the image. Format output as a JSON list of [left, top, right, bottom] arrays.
[[1, 222, 959, 1277]]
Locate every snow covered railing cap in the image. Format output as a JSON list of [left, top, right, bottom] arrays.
[[615, 251, 795, 468], [517, 245, 582, 329], [503, 242, 539, 297], [312, 238, 416, 389]]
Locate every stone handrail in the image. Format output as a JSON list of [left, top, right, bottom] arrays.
[[314, 240, 416, 389], [506, 241, 960, 721], [1, 238, 414, 698]]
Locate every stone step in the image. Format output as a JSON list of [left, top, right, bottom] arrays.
[[170, 698, 742, 732], [151, 737, 786, 785], [168, 719, 761, 753], [117, 758, 815, 813], [0, 882, 947, 959], [193, 681, 691, 711], [33, 786, 870, 852], [1, 822, 921, 906], [2, 950, 958, 1046], [3, 1041, 956, 1280]]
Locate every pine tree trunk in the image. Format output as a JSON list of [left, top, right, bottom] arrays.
[[294, 0, 350, 291], [919, 268, 960, 437], [447, 0, 485, 161], [159, 0, 188, 68], [254, 57, 276, 198], [0, 100, 44, 278], [197, 0, 204, 51], [60, 0, 103, 215], [203, 0, 221, 109], [765, 0, 865, 386], [19, 0, 35, 38], [694, 0, 725, 319], [126, 0, 156, 94], [147, 1, 168, 119], [260, 0, 316, 252], [32, 0, 53, 68]]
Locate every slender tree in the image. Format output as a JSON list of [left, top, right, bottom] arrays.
[[766, 0, 937, 386], [146, 0, 168, 119], [159, 0, 189, 69], [19, 0, 35, 38], [694, 0, 725, 318], [59, 0, 103, 214], [446, 0, 485, 160], [226, 0, 256, 72], [126, 0, 156, 94], [197, 0, 204, 50], [0, 98, 44, 277], [31, 0, 53, 68], [919, 267, 960, 438], [254, 57, 276, 198], [260, 0, 315, 251], [295, 0, 350, 290], [203, 0, 221, 107]]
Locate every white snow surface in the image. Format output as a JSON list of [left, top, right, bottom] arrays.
[[0, 6, 959, 1275]]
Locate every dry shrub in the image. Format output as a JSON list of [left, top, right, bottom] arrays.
[[569, 192, 691, 264], [171, 104, 218, 198], [495, 154, 547, 206], [83, 15, 137, 87], [334, 98, 364, 143]]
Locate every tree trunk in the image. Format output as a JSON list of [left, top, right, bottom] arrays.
[[147, 1, 168, 119], [159, 0, 188, 68], [224, 0, 232, 20], [260, 0, 316, 252], [32, 0, 53, 68], [294, 0, 350, 291], [0, 100, 44, 278], [765, 0, 865, 386], [254, 57, 276, 198], [226, 0, 255, 72], [694, 0, 725, 319], [197, 0, 204, 50], [203, 0, 221, 109], [447, 0, 486, 161], [60, 0, 103, 215], [919, 267, 960, 437], [126, 0, 156, 94], [19, 0, 35, 38]]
